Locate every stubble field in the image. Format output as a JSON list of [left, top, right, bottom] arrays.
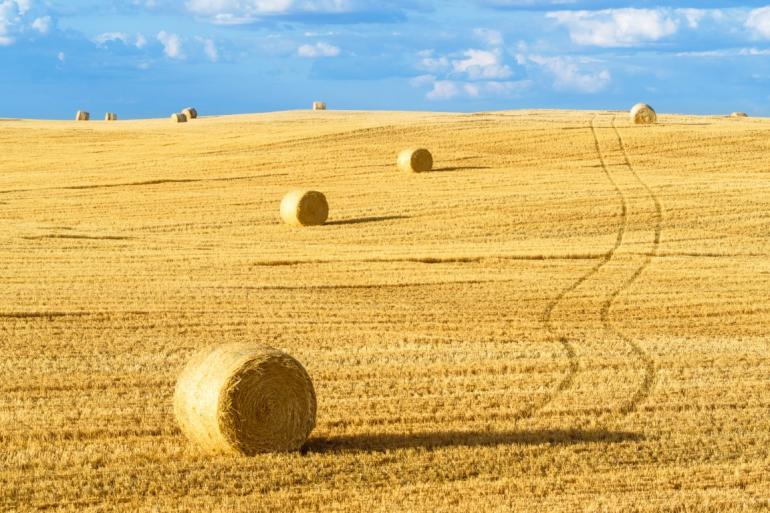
[[0, 109, 769, 512]]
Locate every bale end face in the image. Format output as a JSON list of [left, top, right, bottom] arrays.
[[312, 102, 327, 111], [280, 190, 329, 227], [174, 343, 317, 455], [75, 111, 90, 121], [630, 103, 657, 125], [397, 148, 433, 173], [171, 113, 188, 123], [182, 107, 198, 119]]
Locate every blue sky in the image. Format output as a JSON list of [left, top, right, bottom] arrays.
[[3, 1, 770, 118]]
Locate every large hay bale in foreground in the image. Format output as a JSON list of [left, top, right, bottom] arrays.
[[182, 107, 198, 119], [104, 113, 118, 121], [312, 102, 327, 111], [630, 103, 657, 125], [280, 190, 329, 226], [170, 113, 188, 123], [731, 112, 748, 118], [174, 343, 316, 455], [75, 111, 90, 121], [397, 148, 433, 173]]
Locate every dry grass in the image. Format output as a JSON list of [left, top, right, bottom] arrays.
[[0, 109, 769, 512]]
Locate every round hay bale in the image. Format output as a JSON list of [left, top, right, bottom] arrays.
[[312, 102, 327, 111], [182, 107, 198, 119], [75, 111, 90, 121], [630, 103, 657, 125], [174, 343, 317, 455], [104, 113, 118, 121], [397, 148, 433, 173], [170, 113, 188, 123], [731, 112, 748, 118], [280, 190, 329, 226]]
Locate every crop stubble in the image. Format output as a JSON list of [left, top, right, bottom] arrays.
[[0, 110, 768, 512]]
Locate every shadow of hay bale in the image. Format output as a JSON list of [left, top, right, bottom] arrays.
[[303, 429, 644, 454]]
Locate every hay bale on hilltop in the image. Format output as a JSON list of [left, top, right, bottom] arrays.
[[104, 113, 118, 121], [630, 103, 657, 125], [170, 113, 188, 123], [280, 190, 329, 227], [731, 112, 748, 118], [174, 343, 316, 455], [397, 148, 433, 173], [75, 111, 90, 121], [312, 102, 327, 111], [182, 107, 198, 119]]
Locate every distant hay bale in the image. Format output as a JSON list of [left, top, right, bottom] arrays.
[[630, 103, 657, 125], [104, 113, 118, 121], [731, 112, 748, 118], [174, 343, 317, 455], [312, 102, 327, 111], [170, 113, 188, 123], [397, 148, 433, 173], [280, 190, 329, 227], [75, 111, 90, 121], [182, 107, 198, 119]]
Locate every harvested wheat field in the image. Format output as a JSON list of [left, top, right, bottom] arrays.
[[1, 109, 769, 512]]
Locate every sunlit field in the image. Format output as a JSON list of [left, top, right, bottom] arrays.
[[1, 109, 769, 512]]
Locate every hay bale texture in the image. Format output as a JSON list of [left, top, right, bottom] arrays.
[[630, 103, 657, 125], [731, 112, 748, 118], [397, 148, 433, 173], [280, 190, 329, 227], [174, 343, 317, 455], [104, 113, 118, 121], [75, 111, 90, 121], [170, 113, 188, 123], [312, 102, 327, 111], [182, 107, 198, 119]]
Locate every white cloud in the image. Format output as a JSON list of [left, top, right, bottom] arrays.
[[31, 15, 49, 34], [678, 8, 705, 29], [94, 32, 130, 45], [529, 55, 611, 93], [417, 49, 450, 73], [410, 74, 435, 87], [157, 30, 184, 59], [452, 49, 512, 80], [297, 41, 340, 58], [0, 0, 46, 45], [184, 0, 422, 22], [746, 6, 770, 39], [94, 32, 147, 49], [57, 50, 64, 61], [548, 8, 678, 47], [426, 80, 459, 101], [198, 36, 219, 61]]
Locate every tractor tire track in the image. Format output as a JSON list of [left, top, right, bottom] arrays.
[[515, 115, 629, 421], [599, 117, 662, 415]]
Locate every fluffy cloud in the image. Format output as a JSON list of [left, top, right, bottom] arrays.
[[0, 0, 50, 45], [157, 30, 184, 59], [452, 49, 512, 80], [297, 41, 340, 58], [528, 55, 611, 93], [94, 32, 147, 49], [199, 37, 218, 61], [184, 0, 427, 24], [426, 80, 459, 100], [746, 6, 770, 39], [548, 8, 678, 47]]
